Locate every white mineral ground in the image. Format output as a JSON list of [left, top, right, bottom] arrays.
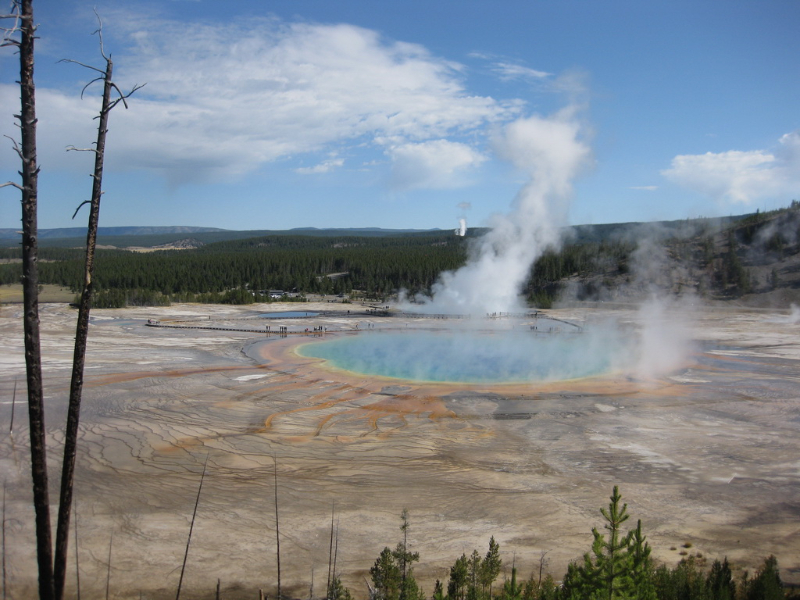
[[1, 301, 798, 599]]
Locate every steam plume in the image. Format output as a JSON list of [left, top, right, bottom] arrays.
[[414, 106, 591, 314], [786, 304, 800, 324]]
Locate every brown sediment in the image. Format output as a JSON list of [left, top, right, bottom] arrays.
[[79, 363, 275, 388], [263, 392, 365, 431], [355, 394, 455, 422]]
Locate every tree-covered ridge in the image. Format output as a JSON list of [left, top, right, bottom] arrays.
[[0, 233, 470, 300], [0, 229, 637, 305], [1, 204, 798, 308], [357, 488, 795, 600]]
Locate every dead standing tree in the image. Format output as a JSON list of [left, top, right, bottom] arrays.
[[2, 5, 142, 599], [0, 1, 54, 599], [52, 14, 144, 600]]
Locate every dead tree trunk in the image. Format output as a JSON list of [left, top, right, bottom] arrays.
[[327, 504, 335, 600], [53, 54, 112, 600], [176, 455, 208, 600], [1, 2, 54, 598], [274, 456, 282, 600], [53, 18, 143, 600]]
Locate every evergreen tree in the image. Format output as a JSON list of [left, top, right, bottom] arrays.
[[393, 509, 421, 600], [669, 557, 708, 600], [501, 565, 524, 600], [706, 558, 735, 600], [448, 554, 470, 600], [627, 520, 656, 600], [746, 556, 783, 600], [400, 570, 425, 600], [480, 537, 503, 599], [562, 486, 654, 600], [651, 564, 675, 600], [371, 547, 402, 600], [537, 574, 558, 600], [329, 576, 353, 600], [523, 573, 560, 600], [523, 574, 538, 600], [467, 550, 482, 600], [561, 560, 589, 600], [590, 486, 635, 599], [723, 230, 749, 295], [432, 580, 445, 600]]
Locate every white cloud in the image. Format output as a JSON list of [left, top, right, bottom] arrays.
[[662, 132, 800, 205], [2, 14, 523, 186], [295, 158, 345, 175], [630, 185, 658, 191], [492, 107, 592, 199], [389, 140, 487, 191], [492, 62, 550, 81]]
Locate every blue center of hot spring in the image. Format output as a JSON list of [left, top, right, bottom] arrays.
[[297, 331, 614, 383]]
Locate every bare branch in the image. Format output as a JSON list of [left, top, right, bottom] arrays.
[[4, 134, 23, 160], [0, 181, 23, 191], [0, 3, 33, 51], [107, 82, 146, 111], [58, 58, 105, 76], [92, 8, 108, 61], [0, 2, 22, 43], [71, 200, 91, 220], [80, 76, 104, 99], [65, 146, 98, 153]]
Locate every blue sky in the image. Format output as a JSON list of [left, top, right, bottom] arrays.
[[2, 0, 799, 231]]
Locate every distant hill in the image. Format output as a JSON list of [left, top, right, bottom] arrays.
[[288, 227, 438, 234], [566, 215, 747, 244], [0, 225, 446, 248], [0, 217, 754, 249], [0, 226, 226, 240]]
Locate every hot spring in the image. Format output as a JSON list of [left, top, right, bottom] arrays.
[[260, 311, 320, 318], [296, 328, 627, 384]]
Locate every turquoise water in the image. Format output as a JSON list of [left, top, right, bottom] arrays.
[[297, 331, 615, 383]]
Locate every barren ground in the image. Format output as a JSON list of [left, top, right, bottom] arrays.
[[1, 301, 798, 599]]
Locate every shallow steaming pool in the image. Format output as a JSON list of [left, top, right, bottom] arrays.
[[297, 330, 620, 383]]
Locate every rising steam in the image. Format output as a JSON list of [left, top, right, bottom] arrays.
[[390, 102, 693, 381], [409, 105, 591, 315]]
